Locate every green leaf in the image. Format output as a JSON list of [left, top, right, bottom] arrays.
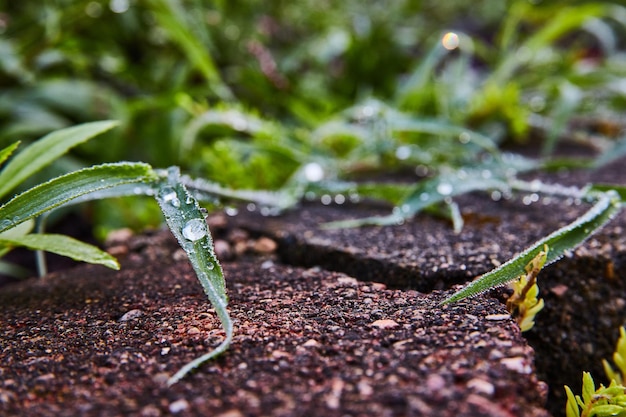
[[589, 404, 625, 417], [590, 185, 626, 204], [0, 141, 20, 168], [0, 120, 120, 200], [442, 191, 621, 304], [154, 167, 232, 385], [0, 162, 156, 234], [583, 371, 596, 406], [0, 259, 31, 279], [324, 165, 509, 229], [565, 385, 581, 417], [0, 234, 119, 270]]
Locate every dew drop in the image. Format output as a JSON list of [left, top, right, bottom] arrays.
[[163, 191, 179, 207], [441, 32, 460, 50], [0, 219, 12, 230], [320, 194, 332, 205], [225, 207, 239, 216], [247, 203, 257, 212], [207, 262, 215, 270], [303, 162, 324, 182], [185, 196, 193, 205], [436, 183, 453, 196], [395, 145, 411, 160], [490, 190, 502, 201], [458, 132, 471, 144], [334, 194, 346, 205], [419, 192, 430, 201], [182, 219, 207, 242]]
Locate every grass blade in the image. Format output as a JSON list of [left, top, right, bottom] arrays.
[[0, 162, 156, 233], [0, 234, 119, 270], [0, 120, 119, 200], [0, 141, 20, 168], [442, 190, 622, 304], [154, 167, 231, 385]]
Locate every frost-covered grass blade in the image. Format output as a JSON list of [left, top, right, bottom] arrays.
[[442, 190, 622, 304]]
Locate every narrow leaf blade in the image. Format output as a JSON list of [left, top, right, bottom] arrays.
[[0, 120, 120, 199], [0, 234, 119, 270], [154, 167, 231, 385], [0, 162, 156, 234], [442, 191, 621, 304], [0, 141, 20, 168]]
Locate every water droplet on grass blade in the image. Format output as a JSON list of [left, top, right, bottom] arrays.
[[334, 194, 346, 205], [163, 191, 180, 207], [441, 32, 460, 50], [0, 219, 12, 230], [458, 132, 471, 144], [182, 219, 207, 242], [303, 162, 324, 182], [395, 145, 411, 160], [436, 183, 453, 196]]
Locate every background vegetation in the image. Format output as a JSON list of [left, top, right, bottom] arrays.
[[2, 0, 626, 244]]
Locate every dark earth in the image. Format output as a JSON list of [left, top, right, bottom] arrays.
[[1, 151, 625, 416]]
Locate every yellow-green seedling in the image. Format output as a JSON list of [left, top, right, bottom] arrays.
[[603, 327, 626, 385], [565, 327, 626, 417], [564, 373, 626, 417], [506, 246, 547, 332]]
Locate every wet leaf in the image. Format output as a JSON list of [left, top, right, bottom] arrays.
[[442, 190, 622, 304], [154, 167, 232, 385], [0, 162, 156, 234]]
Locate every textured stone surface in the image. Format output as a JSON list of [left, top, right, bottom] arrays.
[[1, 155, 625, 417], [0, 234, 549, 417]]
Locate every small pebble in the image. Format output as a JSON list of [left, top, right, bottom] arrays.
[[119, 309, 144, 322], [253, 237, 278, 253], [371, 319, 399, 329], [213, 239, 233, 260], [549, 284, 569, 297], [485, 314, 510, 321], [467, 378, 495, 396], [302, 339, 319, 347], [168, 399, 189, 414], [187, 327, 201, 335], [500, 357, 532, 374]]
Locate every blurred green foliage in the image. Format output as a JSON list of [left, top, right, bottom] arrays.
[[2, 0, 626, 233]]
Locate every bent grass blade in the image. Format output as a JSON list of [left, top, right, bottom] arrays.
[[0, 234, 119, 270], [154, 167, 231, 385], [442, 190, 622, 304]]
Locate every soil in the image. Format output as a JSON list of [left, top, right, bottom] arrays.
[[1, 152, 625, 417]]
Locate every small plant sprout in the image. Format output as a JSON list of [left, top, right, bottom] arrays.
[[603, 327, 626, 385], [565, 328, 626, 417], [506, 245, 547, 332]]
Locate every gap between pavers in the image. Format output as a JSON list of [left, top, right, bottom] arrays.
[[222, 157, 626, 417], [1, 229, 549, 417]]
